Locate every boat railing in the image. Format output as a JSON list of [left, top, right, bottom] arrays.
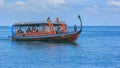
[[11, 26, 80, 36]]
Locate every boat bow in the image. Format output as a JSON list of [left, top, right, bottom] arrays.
[[78, 15, 82, 33]]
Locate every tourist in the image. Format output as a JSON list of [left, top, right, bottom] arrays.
[[74, 24, 77, 32]]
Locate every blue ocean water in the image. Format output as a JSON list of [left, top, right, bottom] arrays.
[[0, 26, 120, 68]]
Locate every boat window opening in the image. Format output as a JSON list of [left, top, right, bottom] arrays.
[[54, 26, 59, 34], [47, 25, 50, 32], [26, 27, 30, 33], [36, 26, 39, 32], [54, 26, 57, 31], [43, 25, 48, 32], [31, 26, 37, 32], [56, 25, 62, 34], [34, 25, 38, 32], [15, 27, 17, 33], [14, 27, 17, 34], [22, 26, 25, 33], [14, 27, 16, 31], [38, 25, 43, 31], [24, 27, 26, 34], [17, 27, 23, 34]]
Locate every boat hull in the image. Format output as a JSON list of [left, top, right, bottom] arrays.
[[11, 32, 80, 42], [11, 15, 83, 42]]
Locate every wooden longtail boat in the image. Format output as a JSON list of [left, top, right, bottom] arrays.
[[11, 15, 82, 42]]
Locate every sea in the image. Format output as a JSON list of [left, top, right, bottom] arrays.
[[0, 26, 120, 68]]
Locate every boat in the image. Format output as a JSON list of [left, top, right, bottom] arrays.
[[11, 15, 82, 42]]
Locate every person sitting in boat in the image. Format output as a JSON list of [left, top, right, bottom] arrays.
[[43, 25, 48, 32], [56, 26, 62, 34], [26, 27, 31, 33], [32, 27, 36, 32], [60, 25, 67, 34], [61, 26, 65, 34], [64, 26, 68, 33], [17, 28, 23, 34]]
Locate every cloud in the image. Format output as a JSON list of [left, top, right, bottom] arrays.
[[15, 1, 25, 6], [86, 6, 99, 14], [1, 0, 85, 13], [2, 0, 67, 12], [49, 0, 65, 5], [0, 0, 4, 6], [105, 0, 120, 13], [107, 0, 120, 7]]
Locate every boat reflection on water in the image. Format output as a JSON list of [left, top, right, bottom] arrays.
[[10, 41, 80, 57], [12, 41, 79, 48]]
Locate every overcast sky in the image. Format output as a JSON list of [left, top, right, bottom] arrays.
[[0, 0, 120, 26]]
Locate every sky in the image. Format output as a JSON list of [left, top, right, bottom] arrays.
[[0, 0, 120, 26]]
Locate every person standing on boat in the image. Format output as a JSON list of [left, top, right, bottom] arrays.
[[47, 17, 50, 22], [74, 24, 77, 32], [56, 17, 59, 23], [17, 27, 23, 34]]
